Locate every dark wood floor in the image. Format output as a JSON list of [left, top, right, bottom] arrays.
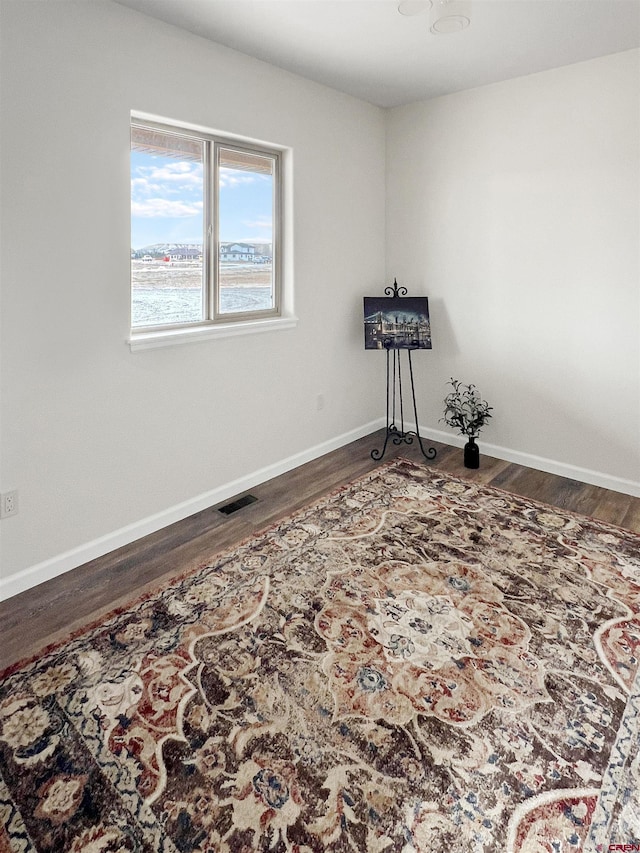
[[2, 430, 639, 672]]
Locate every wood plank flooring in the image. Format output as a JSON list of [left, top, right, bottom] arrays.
[[2, 430, 639, 672]]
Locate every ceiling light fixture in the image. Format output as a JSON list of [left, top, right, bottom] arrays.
[[429, 0, 471, 33]]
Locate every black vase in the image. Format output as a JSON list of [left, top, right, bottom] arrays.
[[464, 436, 480, 469]]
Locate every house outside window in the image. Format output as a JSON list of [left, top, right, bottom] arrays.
[[130, 118, 283, 336]]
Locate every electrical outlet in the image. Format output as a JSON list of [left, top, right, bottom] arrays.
[[1, 490, 18, 518]]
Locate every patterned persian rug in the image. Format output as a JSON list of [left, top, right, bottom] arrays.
[[1, 460, 639, 853]]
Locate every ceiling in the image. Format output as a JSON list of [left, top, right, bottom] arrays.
[[114, 0, 640, 108]]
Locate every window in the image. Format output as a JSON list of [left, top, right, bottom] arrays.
[[130, 118, 283, 336]]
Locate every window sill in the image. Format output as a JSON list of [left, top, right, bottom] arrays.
[[128, 314, 298, 352]]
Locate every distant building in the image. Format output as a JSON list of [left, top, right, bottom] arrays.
[[169, 248, 202, 262], [220, 243, 256, 262]]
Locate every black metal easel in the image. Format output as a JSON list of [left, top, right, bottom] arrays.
[[370, 280, 437, 463]]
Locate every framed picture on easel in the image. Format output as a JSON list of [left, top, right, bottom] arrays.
[[363, 296, 431, 350], [363, 280, 436, 462]]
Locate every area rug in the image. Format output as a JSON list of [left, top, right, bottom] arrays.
[[1, 460, 639, 853]]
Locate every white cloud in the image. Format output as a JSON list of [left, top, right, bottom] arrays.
[[131, 177, 165, 195], [243, 216, 272, 230], [131, 198, 203, 218], [131, 161, 203, 202], [219, 167, 258, 189], [146, 165, 202, 185]]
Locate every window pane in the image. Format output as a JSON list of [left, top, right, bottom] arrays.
[[217, 147, 275, 316], [131, 126, 205, 327]]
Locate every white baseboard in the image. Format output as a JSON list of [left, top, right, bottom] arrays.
[[0, 418, 385, 602], [3, 418, 638, 602], [418, 426, 640, 499]]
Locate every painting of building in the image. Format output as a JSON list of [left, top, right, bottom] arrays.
[[364, 296, 432, 350]]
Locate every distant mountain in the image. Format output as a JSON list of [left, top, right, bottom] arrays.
[[132, 243, 201, 257], [132, 242, 271, 258]]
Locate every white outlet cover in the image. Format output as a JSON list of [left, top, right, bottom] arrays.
[[1, 490, 18, 518]]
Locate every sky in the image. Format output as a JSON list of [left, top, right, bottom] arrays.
[[130, 149, 273, 249]]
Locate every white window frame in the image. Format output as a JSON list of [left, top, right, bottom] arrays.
[[129, 116, 294, 351]]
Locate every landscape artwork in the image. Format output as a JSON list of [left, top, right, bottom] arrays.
[[364, 296, 432, 350]]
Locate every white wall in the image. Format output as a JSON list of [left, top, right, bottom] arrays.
[[2, 3, 638, 600], [387, 51, 640, 493], [0, 0, 386, 595]]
